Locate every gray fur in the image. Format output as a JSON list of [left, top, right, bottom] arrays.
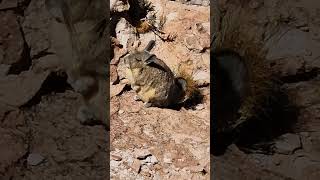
[[124, 41, 187, 107]]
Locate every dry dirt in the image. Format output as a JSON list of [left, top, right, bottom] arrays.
[[110, 0, 210, 179]]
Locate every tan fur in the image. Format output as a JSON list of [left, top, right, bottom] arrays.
[[123, 41, 187, 107]]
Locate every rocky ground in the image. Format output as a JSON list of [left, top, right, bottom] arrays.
[[212, 0, 320, 179], [110, 0, 210, 179]]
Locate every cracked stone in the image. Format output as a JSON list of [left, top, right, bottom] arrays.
[[110, 65, 119, 84], [195, 104, 205, 110], [192, 69, 210, 86], [0, 11, 24, 65], [0, 64, 10, 76], [22, 0, 53, 57], [131, 159, 141, 173], [184, 35, 203, 52], [111, 154, 122, 161], [0, 128, 27, 174], [111, 83, 126, 98], [0, 70, 50, 107], [135, 149, 152, 160], [31, 54, 62, 73], [163, 153, 173, 164], [110, 159, 121, 168], [27, 153, 45, 166], [274, 133, 301, 155], [118, 109, 124, 114], [270, 57, 306, 78], [149, 155, 158, 164], [0, 0, 17, 9]]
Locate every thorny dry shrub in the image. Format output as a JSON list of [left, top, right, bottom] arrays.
[[111, 0, 175, 43], [212, 1, 296, 153], [175, 64, 202, 107]]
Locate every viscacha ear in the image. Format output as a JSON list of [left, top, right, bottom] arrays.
[[144, 53, 157, 65], [144, 40, 156, 52]]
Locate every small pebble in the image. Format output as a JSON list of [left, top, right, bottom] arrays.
[[163, 155, 172, 164], [118, 110, 124, 114], [131, 159, 141, 173], [195, 104, 205, 110], [27, 153, 45, 166], [111, 154, 122, 161], [149, 155, 158, 164], [136, 149, 152, 159]]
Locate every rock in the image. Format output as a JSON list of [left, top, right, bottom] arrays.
[[2, 110, 25, 128], [131, 159, 141, 173], [163, 153, 172, 164], [166, 12, 178, 23], [272, 156, 282, 166], [270, 57, 306, 79], [31, 54, 63, 73], [117, 57, 129, 82], [111, 83, 126, 97], [143, 155, 158, 165], [249, 0, 261, 9], [0, 70, 50, 107], [192, 69, 210, 86], [273, 133, 301, 155], [195, 104, 205, 110], [177, 0, 210, 6], [111, 0, 129, 12], [135, 149, 152, 160], [299, 26, 310, 32], [295, 104, 320, 132], [184, 35, 202, 52], [0, 128, 27, 174], [0, 0, 18, 9], [302, 165, 320, 180], [31, 54, 62, 73], [111, 154, 123, 161], [189, 165, 205, 173], [110, 0, 117, 10], [265, 28, 320, 69], [284, 79, 320, 110], [110, 64, 119, 83], [115, 18, 132, 52], [0, 103, 15, 122], [195, 22, 209, 34], [27, 153, 45, 166], [110, 159, 121, 168], [149, 155, 158, 164], [22, 0, 53, 57], [0, 64, 10, 76], [140, 165, 151, 177], [118, 109, 124, 115], [190, 0, 203, 6], [0, 11, 25, 65]]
